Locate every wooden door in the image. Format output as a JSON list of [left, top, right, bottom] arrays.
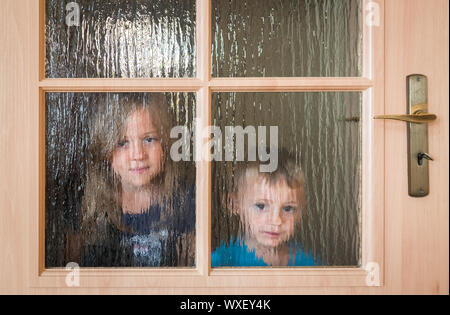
[[0, 0, 448, 294], [383, 0, 448, 294]]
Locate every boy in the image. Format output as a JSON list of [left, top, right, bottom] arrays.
[[212, 150, 316, 267]]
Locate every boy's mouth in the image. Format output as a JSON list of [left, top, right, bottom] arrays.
[[264, 231, 281, 238]]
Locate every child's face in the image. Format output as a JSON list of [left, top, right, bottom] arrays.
[[237, 174, 303, 249], [111, 109, 164, 191]]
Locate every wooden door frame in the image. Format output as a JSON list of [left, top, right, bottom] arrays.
[[35, 0, 386, 289], [0, 0, 448, 294]]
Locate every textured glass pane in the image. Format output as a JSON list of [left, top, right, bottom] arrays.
[[211, 92, 361, 267], [45, 92, 196, 267], [212, 0, 362, 77], [46, 0, 196, 78]]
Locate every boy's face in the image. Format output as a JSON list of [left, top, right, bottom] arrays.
[[237, 173, 304, 249], [111, 109, 164, 191]]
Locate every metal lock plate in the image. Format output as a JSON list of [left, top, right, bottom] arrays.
[[407, 74, 430, 197]]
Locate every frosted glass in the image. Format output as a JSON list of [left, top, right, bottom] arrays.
[[45, 92, 196, 267], [212, 0, 362, 77], [211, 92, 361, 267], [45, 0, 196, 78]]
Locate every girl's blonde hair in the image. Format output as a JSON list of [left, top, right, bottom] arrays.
[[81, 93, 175, 244]]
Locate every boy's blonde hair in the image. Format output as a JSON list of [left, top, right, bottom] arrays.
[[231, 148, 307, 214]]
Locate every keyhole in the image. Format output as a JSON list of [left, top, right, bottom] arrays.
[[418, 153, 433, 166]]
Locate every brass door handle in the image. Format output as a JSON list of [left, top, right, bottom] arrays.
[[388, 75, 436, 197], [374, 110, 437, 124]]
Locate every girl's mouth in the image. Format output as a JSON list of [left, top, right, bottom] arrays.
[[129, 167, 149, 174]]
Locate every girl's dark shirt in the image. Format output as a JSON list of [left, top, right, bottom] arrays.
[[81, 184, 195, 267]]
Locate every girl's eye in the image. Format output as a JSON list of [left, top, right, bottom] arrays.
[[254, 203, 266, 210], [144, 137, 157, 143], [117, 140, 128, 147], [283, 206, 296, 213]]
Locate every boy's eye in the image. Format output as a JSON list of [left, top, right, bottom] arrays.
[[254, 203, 266, 210], [283, 206, 296, 212]]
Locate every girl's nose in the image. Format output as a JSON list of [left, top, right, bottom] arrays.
[[130, 141, 145, 160]]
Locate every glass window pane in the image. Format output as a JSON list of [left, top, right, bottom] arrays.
[[211, 92, 361, 267], [45, 92, 196, 267], [46, 0, 196, 78], [212, 0, 362, 77]]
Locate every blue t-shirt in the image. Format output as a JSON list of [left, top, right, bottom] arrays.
[[211, 239, 317, 267]]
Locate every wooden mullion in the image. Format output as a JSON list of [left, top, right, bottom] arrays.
[[196, 0, 212, 277], [38, 79, 203, 92], [209, 77, 373, 92]]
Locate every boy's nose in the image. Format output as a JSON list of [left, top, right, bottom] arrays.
[[270, 208, 282, 226]]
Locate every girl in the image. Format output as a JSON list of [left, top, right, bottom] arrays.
[[81, 93, 195, 267]]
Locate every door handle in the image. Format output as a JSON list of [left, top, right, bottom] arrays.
[[374, 109, 437, 124], [374, 74, 436, 197]]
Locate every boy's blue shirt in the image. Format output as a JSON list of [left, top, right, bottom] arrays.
[[211, 238, 317, 267]]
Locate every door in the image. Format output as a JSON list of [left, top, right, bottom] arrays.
[[0, 0, 448, 294]]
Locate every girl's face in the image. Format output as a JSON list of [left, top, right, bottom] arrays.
[[111, 109, 164, 191]]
